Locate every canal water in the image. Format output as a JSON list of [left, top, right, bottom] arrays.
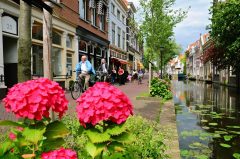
[[172, 80, 240, 159]]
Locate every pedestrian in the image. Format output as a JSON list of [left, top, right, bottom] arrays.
[[132, 69, 138, 82], [111, 67, 117, 84], [98, 58, 109, 82], [118, 66, 125, 85]]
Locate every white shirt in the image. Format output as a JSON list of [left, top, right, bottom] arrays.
[[81, 62, 88, 73], [102, 64, 107, 73]]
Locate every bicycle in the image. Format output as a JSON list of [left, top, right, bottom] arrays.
[[70, 72, 87, 100], [70, 71, 103, 100]]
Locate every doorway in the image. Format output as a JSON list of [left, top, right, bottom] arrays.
[[3, 35, 18, 88]]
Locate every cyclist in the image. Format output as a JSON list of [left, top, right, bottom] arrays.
[[98, 58, 109, 82], [76, 55, 95, 89]]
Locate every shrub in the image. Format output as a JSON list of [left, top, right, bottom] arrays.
[[0, 78, 73, 158], [63, 116, 168, 159], [150, 78, 172, 100]]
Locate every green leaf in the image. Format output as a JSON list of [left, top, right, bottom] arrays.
[[220, 143, 231, 148], [44, 121, 69, 140], [0, 120, 24, 127], [233, 153, 240, 159], [223, 135, 233, 141], [42, 138, 65, 151], [86, 142, 105, 158], [0, 139, 13, 156], [209, 123, 218, 126], [16, 137, 31, 147], [22, 123, 46, 144], [108, 142, 125, 153], [86, 129, 111, 144], [112, 132, 135, 143], [106, 123, 127, 136], [180, 150, 189, 157]]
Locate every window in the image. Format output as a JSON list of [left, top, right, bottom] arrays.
[[117, 10, 120, 20], [66, 54, 73, 76], [32, 22, 43, 40], [32, 45, 43, 76], [122, 31, 125, 50], [91, 2, 97, 26], [230, 66, 236, 77], [111, 3, 115, 15], [79, 0, 87, 20], [52, 30, 62, 45], [79, 40, 87, 52], [99, 9, 105, 31], [112, 22, 116, 45], [52, 47, 62, 75], [95, 47, 101, 56], [117, 27, 121, 47], [122, 15, 125, 24], [66, 34, 73, 48]]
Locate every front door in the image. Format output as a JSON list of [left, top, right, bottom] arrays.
[[3, 36, 18, 88]]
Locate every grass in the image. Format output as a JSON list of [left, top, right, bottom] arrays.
[[137, 92, 150, 97]]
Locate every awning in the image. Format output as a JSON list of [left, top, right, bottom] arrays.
[[137, 62, 144, 69], [111, 58, 128, 65]]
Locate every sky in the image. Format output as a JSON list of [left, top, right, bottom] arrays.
[[128, 0, 212, 51]]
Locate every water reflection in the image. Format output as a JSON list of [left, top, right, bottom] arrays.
[[173, 80, 240, 159]]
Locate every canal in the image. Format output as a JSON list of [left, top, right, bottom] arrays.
[[172, 80, 240, 159]]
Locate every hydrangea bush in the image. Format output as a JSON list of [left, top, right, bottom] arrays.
[[0, 78, 74, 158], [76, 82, 135, 158]]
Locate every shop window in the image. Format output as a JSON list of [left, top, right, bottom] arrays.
[[79, 40, 87, 52], [32, 22, 43, 41], [52, 30, 62, 45], [95, 47, 101, 56], [117, 53, 121, 59], [67, 53, 73, 76], [32, 45, 43, 76], [66, 34, 73, 48], [52, 47, 62, 75], [88, 45, 93, 54]]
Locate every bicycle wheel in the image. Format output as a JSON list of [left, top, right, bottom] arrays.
[[70, 81, 81, 100]]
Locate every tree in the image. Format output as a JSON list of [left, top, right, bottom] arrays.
[[18, 0, 32, 82], [139, 0, 186, 78], [209, 0, 240, 71]]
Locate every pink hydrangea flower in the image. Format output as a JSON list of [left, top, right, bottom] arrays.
[[41, 148, 77, 159], [9, 132, 16, 140], [76, 82, 133, 127], [3, 78, 68, 120]]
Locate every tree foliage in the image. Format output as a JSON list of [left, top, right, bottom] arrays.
[[139, 0, 186, 70], [209, 0, 240, 70]]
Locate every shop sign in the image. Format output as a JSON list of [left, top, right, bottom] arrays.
[[2, 16, 18, 35]]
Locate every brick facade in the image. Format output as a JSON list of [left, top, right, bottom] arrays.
[[54, 0, 108, 41]]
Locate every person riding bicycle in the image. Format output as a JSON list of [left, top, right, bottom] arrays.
[[97, 58, 109, 82], [76, 55, 95, 89]]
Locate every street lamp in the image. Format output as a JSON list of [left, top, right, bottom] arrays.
[[160, 46, 164, 79]]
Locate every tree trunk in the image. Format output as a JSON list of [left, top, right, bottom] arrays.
[[18, 0, 32, 82]]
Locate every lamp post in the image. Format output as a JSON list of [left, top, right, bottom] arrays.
[[160, 46, 164, 79]]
